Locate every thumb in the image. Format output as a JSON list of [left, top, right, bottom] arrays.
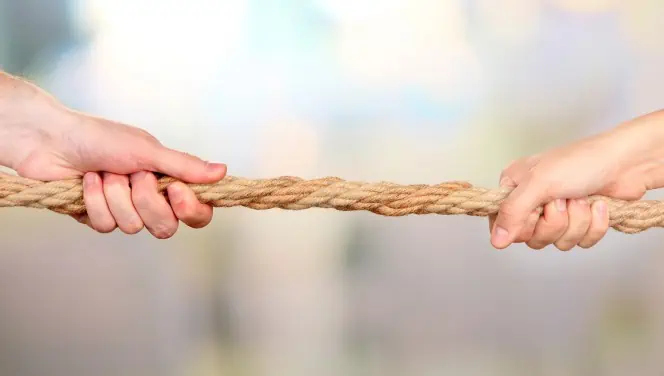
[[488, 175, 518, 232], [150, 147, 227, 184], [491, 179, 546, 249]]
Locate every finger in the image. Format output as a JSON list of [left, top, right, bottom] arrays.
[[150, 148, 227, 184], [130, 171, 179, 239], [514, 210, 541, 243], [102, 173, 144, 234], [71, 213, 87, 224], [526, 199, 569, 250], [500, 157, 537, 185], [600, 182, 646, 201], [82, 172, 117, 233], [554, 198, 592, 251], [578, 200, 609, 249], [489, 174, 518, 241], [491, 179, 548, 249], [167, 182, 214, 229], [72, 214, 94, 230], [71, 213, 94, 229]]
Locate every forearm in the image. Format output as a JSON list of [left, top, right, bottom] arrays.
[[0, 72, 22, 168], [0, 122, 16, 168], [0, 71, 52, 170], [608, 110, 664, 189]]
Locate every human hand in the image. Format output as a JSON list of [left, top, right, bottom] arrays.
[[489, 111, 664, 250], [0, 72, 226, 238]]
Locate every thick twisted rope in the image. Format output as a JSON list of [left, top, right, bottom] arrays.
[[0, 174, 662, 234]]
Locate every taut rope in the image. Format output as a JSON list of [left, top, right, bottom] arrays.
[[0, 174, 662, 234]]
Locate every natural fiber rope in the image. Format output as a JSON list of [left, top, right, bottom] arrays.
[[0, 174, 662, 234]]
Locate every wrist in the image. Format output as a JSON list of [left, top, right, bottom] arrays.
[[612, 110, 664, 188], [0, 72, 54, 170], [0, 122, 43, 170]]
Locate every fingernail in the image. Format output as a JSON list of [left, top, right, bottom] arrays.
[[206, 162, 227, 174], [499, 177, 513, 187], [492, 226, 509, 247], [169, 184, 184, 204], [577, 198, 588, 206], [596, 201, 607, 217], [555, 199, 566, 212]]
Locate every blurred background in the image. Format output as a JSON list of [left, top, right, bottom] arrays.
[[1, 0, 664, 375]]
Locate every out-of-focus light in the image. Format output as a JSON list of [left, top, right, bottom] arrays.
[[619, 1, 663, 52], [619, 1, 664, 113], [255, 117, 320, 175], [475, 0, 541, 47], [550, 0, 617, 12], [315, 0, 404, 24], [333, 0, 484, 104], [78, 0, 248, 104]]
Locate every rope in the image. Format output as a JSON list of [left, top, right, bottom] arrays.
[[0, 174, 662, 234]]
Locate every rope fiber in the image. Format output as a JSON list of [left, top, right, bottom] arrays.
[[0, 174, 662, 234]]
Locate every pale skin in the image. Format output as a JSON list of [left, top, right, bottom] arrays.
[[489, 111, 664, 250], [0, 72, 226, 239], [2, 72, 664, 246]]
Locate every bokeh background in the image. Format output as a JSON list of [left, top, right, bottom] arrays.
[[1, 0, 664, 375]]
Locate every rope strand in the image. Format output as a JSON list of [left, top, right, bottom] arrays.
[[0, 174, 662, 234]]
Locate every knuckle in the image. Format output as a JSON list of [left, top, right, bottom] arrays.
[[173, 201, 195, 220], [94, 221, 117, 234], [578, 231, 605, 249], [188, 208, 213, 229], [499, 173, 515, 187], [152, 229, 173, 240], [579, 234, 600, 248], [150, 222, 178, 239], [154, 231, 174, 240], [189, 218, 211, 229], [121, 221, 144, 235], [500, 159, 528, 184], [514, 231, 532, 244], [528, 233, 551, 248], [526, 241, 546, 250], [135, 128, 160, 143], [554, 241, 574, 252], [548, 223, 568, 239], [529, 227, 561, 249]]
